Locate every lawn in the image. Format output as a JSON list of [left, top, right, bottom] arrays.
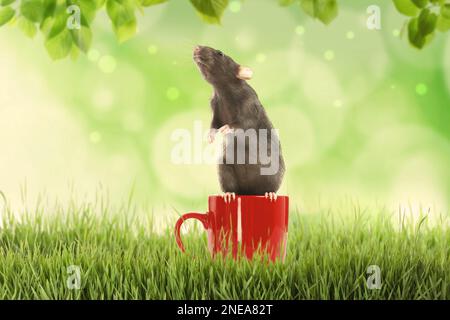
[[0, 198, 448, 300]]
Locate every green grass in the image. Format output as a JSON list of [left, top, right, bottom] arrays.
[[0, 198, 448, 300]]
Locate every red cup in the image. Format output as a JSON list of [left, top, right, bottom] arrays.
[[175, 195, 289, 262]]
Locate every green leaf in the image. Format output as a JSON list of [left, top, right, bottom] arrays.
[[418, 8, 438, 35], [94, 0, 106, 9], [437, 14, 450, 31], [300, 0, 314, 16], [18, 16, 37, 37], [300, 0, 338, 25], [441, 3, 450, 19], [408, 17, 426, 48], [20, 0, 45, 23], [278, 0, 295, 6], [70, 43, 80, 60], [40, 16, 54, 35], [114, 17, 136, 42], [139, 0, 167, 6], [45, 28, 73, 59], [46, 5, 68, 38], [106, 0, 137, 42], [41, 0, 56, 23], [189, 0, 229, 24], [411, 0, 428, 9], [315, 0, 338, 24], [71, 25, 92, 52], [1, 0, 15, 6], [0, 6, 14, 26], [393, 0, 420, 17]]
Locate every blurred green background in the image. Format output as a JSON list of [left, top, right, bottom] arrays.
[[0, 0, 449, 222]]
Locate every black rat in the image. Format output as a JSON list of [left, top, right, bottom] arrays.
[[193, 45, 285, 202]]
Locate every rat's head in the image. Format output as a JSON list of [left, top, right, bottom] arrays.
[[193, 45, 253, 86]]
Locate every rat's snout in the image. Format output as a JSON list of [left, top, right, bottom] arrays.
[[193, 45, 210, 67], [193, 46, 205, 62], [194, 45, 202, 53], [193, 45, 204, 57]]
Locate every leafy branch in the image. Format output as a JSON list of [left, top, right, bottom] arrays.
[[0, 0, 448, 61], [282, 0, 450, 48], [393, 0, 450, 49], [279, 0, 338, 25]]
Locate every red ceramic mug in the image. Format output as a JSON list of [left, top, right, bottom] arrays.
[[175, 195, 289, 262]]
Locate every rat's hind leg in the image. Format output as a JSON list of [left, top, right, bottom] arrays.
[[265, 192, 278, 202], [222, 192, 236, 203]]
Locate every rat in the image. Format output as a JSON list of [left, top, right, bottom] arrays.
[[193, 45, 285, 202]]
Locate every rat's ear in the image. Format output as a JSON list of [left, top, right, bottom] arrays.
[[236, 66, 253, 80]]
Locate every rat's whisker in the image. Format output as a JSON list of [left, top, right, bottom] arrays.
[[174, 39, 199, 50]]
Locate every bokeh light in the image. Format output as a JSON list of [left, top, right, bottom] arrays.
[[229, 1, 241, 13], [346, 31, 355, 39], [166, 87, 180, 101], [295, 25, 305, 35], [415, 83, 428, 96], [324, 50, 335, 61], [98, 55, 117, 73], [88, 49, 100, 61], [90, 131, 102, 144], [148, 45, 158, 55]]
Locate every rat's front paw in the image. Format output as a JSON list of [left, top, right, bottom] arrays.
[[208, 128, 218, 144], [218, 125, 234, 136], [222, 192, 236, 203], [265, 192, 278, 202]]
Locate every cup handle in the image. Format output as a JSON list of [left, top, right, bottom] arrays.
[[175, 212, 209, 253]]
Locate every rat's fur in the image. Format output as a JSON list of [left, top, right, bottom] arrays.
[[194, 46, 285, 195]]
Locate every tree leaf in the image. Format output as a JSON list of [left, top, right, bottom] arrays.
[[300, 0, 338, 25], [418, 8, 437, 36], [300, 0, 315, 17], [441, 3, 450, 20], [45, 28, 73, 59], [411, 0, 428, 9], [41, 0, 56, 24], [1, 0, 15, 6], [140, 0, 168, 6], [94, 0, 106, 9], [20, 0, 45, 23], [189, 0, 229, 24], [106, 0, 137, 42], [437, 14, 450, 31], [393, 0, 420, 17], [0, 6, 14, 26], [71, 25, 92, 52], [18, 16, 37, 37], [315, 0, 338, 24], [408, 17, 426, 48], [70, 43, 80, 60], [45, 4, 68, 38], [278, 0, 295, 6]]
